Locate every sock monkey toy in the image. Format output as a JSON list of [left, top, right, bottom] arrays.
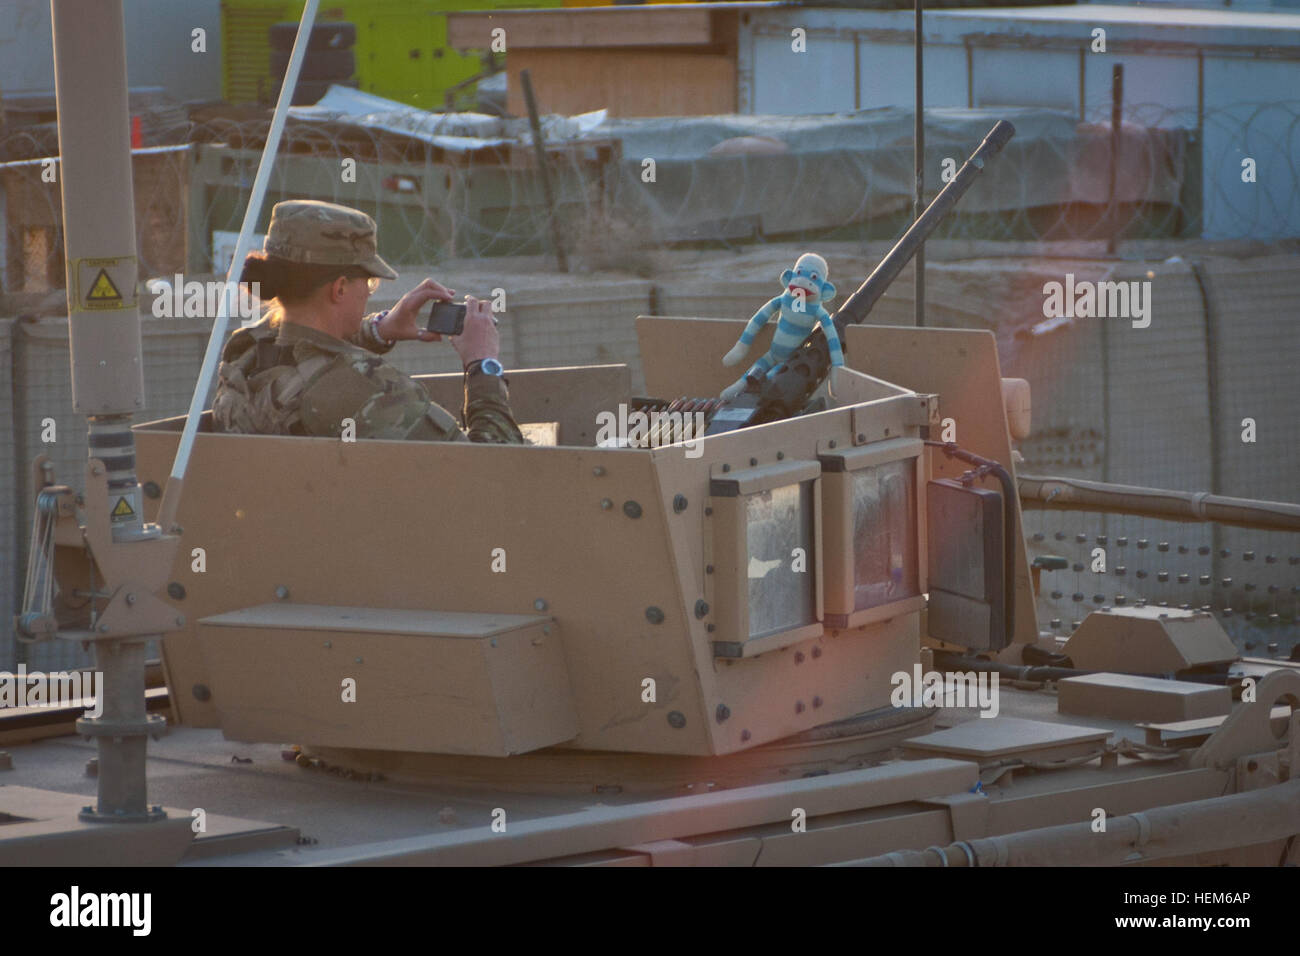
[[720, 253, 843, 400]]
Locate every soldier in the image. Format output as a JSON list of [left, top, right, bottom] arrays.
[[212, 199, 523, 444]]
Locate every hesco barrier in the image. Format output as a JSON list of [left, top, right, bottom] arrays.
[[2, 255, 1297, 669]]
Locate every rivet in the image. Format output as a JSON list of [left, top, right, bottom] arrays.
[[592, 466, 605, 477], [740, 729, 751, 742], [715, 704, 730, 723], [125, 593, 136, 605], [706, 623, 716, 632], [167, 581, 186, 600], [857, 433, 865, 443], [646, 606, 665, 624], [794, 651, 804, 663], [828, 440, 836, 449], [795, 700, 805, 714], [749, 457, 757, 466], [534, 598, 548, 611], [275, 585, 289, 600], [667, 711, 686, 729], [600, 498, 612, 510], [354, 657, 363, 664], [673, 494, 688, 513], [722, 463, 731, 472], [705, 564, 714, 574], [324, 640, 332, 649], [776, 451, 785, 460], [192, 683, 211, 702], [812, 696, 822, 708], [704, 507, 713, 516], [811, 646, 821, 658], [694, 599, 710, 619], [174, 616, 184, 627], [142, 481, 161, 499], [623, 500, 642, 519]]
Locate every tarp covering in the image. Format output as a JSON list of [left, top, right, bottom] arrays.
[[288, 86, 607, 152], [593, 107, 1189, 240]]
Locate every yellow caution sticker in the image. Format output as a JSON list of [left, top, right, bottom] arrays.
[[73, 255, 137, 312], [111, 497, 135, 518]]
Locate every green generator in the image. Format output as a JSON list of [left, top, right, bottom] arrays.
[[221, 0, 561, 109]]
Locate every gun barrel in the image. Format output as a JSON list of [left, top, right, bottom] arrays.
[[834, 119, 1016, 331]]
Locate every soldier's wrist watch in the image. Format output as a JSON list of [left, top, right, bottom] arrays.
[[371, 311, 394, 346], [466, 357, 504, 377]]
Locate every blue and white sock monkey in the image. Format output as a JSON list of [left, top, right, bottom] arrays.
[[720, 253, 843, 400]]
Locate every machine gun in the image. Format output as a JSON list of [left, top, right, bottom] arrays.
[[705, 119, 1017, 435]]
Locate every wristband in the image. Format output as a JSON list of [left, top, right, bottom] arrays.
[[371, 311, 393, 347]]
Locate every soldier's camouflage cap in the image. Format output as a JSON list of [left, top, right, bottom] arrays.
[[263, 200, 399, 279]]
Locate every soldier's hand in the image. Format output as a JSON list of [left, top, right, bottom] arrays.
[[450, 296, 501, 367], [379, 277, 456, 342]]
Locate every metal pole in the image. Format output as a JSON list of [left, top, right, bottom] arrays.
[[1106, 63, 1123, 254], [520, 68, 569, 273], [914, 0, 925, 327], [1016, 472, 1300, 532], [51, 0, 158, 823], [157, 0, 320, 534], [846, 777, 1300, 866]]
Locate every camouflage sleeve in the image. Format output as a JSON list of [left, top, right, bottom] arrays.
[[345, 313, 396, 356], [463, 373, 524, 444]]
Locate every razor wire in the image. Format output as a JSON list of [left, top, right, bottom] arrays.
[[3, 100, 1300, 291]]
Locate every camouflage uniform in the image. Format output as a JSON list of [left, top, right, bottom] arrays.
[[212, 311, 523, 443], [211, 198, 522, 444]]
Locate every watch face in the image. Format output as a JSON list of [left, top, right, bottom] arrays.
[[481, 358, 504, 376]]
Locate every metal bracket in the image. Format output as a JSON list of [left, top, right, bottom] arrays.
[[1192, 669, 1300, 771]]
